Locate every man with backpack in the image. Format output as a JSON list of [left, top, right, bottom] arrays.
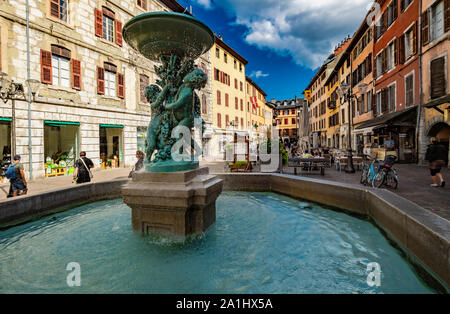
[[6, 155, 28, 197], [73, 151, 94, 184]]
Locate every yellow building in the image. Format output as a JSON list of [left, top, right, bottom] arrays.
[[272, 98, 304, 144], [209, 36, 248, 159], [245, 76, 270, 134]]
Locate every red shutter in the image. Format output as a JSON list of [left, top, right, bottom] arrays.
[[117, 73, 125, 99], [50, 0, 60, 18], [217, 90, 221, 104], [116, 20, 123, 46], [72, 59, 81, 90], [40, 49, 52, 84], [97, 67, 105, 95], [94, 8, 103, 37], [412, 21, 418, 55]]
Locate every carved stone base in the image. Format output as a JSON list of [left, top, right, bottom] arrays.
[[121, 167, 223, 238]]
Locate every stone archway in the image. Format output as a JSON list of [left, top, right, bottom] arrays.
[[425, 116, 450, 167]]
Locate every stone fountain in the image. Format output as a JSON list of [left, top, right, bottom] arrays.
[[121, 12, 223, 238]]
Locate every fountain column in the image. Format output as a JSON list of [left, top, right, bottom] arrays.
[[120, 12, 223, 238]]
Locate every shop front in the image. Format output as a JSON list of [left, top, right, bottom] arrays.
[[137, 126, 147, 153], [355, 107, 417, 163], [44, 121, 80, 178], [0, 118, 12, 183], [99, 124, 124, 169]]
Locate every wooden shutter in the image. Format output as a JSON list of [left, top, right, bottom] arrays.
[[217, 90, 221, 104], [94, 8, 103, 37], [97, 66, 105, 95], [50, 0, 60, 18], [372, 92, 377, 116], [412, 21, 417, 55], [398, 35, 405, 64], [217, 113, 221, 128], [116, 20, 123, 46], [382, 49, 387, 74], [117, 73, 125, 99], [431, 57, 446, 99], [72, 59, 81, 90], [421, 10, 429, 46], [382, 88, 388, 113], [40, 49, 52, 84], [393, 39, 398, 66], [446, 0, 450, 32]]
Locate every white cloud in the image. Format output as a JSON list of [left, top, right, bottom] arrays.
[[250, 70, 269, 78], [195, 0, 212, 9], [216, 0, 370, 69]]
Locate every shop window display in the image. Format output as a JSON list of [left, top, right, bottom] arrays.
[[44, 122, 79, 178], [99, 125, 123, 169], [0, 120, 12, 184]]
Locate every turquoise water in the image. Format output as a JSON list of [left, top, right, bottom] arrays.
[[0, 192, 435, 294]]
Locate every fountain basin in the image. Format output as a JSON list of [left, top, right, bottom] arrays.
[[0, 192, 437, 293], [122, 12, 215, 62]]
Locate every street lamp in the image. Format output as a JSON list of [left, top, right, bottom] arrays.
[[336, 82, 368, 173]]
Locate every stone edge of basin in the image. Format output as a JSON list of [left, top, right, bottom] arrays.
[[0, 172, 448, 293]]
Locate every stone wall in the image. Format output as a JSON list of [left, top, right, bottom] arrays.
[[0, 0, 213, 178]]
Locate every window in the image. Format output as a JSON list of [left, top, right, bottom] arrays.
[[217, 90, 221, 105], [377, 92, 382, 115], [430, 1, 444, 42], [225, 115, 229, 126], [105, 70, 116, 97], [52, 54, 70, 88], [225, 93, 229, 107], [405, 73, 414, 107], [388, 84, 396, 112], [430, 57, 446, 99], [95, 7, 122, 46], [137, 0, 147, 10], [401, 0, 413, 12], [367, 90, 373, 112], [224, 53, 227, 63], [140, 74, 149, 103], [50, 0, 68, 22], [234, 60, 237, 69], [387, 41, 396, 71], [215, 48, 220, 58], [239, 63, 242, 72], [103, 15, 114, 42], [387, 0, 398, 27], [202, 94, 207, 114], [235, 97, 238, 109], [404, 27, 414, 59], [240, 82, 243, 91], [217, 113, 222, 128], [292, 118, 296, 124]]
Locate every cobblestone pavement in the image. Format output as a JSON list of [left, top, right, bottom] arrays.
[[0, 168, 131, 201], [202, 161, 450, 221]]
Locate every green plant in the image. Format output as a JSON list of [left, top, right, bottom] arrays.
[[260, 139, 288, 165], [231, 161, 248, 167]]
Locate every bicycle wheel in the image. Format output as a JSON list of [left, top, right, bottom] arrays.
[[360, 168, 368, 185], [372, 171, 385, 188], [387, 173, 398, 189]]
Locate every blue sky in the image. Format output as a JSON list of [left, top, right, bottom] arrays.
[[177, 0, 370, 100]]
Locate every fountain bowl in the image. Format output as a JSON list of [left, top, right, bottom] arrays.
[[122, 12, 215, 62]]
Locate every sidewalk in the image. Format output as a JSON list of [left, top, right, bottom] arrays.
[[0, 168, 131, 200], [202, 161, 450, 221]]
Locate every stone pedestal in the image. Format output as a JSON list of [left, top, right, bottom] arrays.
[[121, 167, 223, 238]]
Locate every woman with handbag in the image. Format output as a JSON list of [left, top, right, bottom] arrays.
[[73, 152, 94, 184]]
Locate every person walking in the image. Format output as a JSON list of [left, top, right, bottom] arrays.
[[425, 138, 447, 188], [6, 155, 28, 197], [129, 150, 145, 178], [73, 152, 94, 184]]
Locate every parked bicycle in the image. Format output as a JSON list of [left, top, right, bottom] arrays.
[[372, 155, 399, 189], [360, 154, 379, 187]]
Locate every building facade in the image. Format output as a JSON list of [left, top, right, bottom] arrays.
[[418, 0, 450, 166], [0, 0, 212, 179], [372, 0, 420, 162], [272, 98, 304, 146], [209, 35, 248, 160]]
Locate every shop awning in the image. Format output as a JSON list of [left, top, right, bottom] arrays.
[[45, 120, 80, 127], [354, 106, 417, 130], [424, 94, 450, 113], [100, 124, 124, 128], [0, 117, 12, 122]]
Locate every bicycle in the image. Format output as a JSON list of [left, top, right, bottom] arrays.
[[372, 155, 399, 189], [360, 155, 379, 187]]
